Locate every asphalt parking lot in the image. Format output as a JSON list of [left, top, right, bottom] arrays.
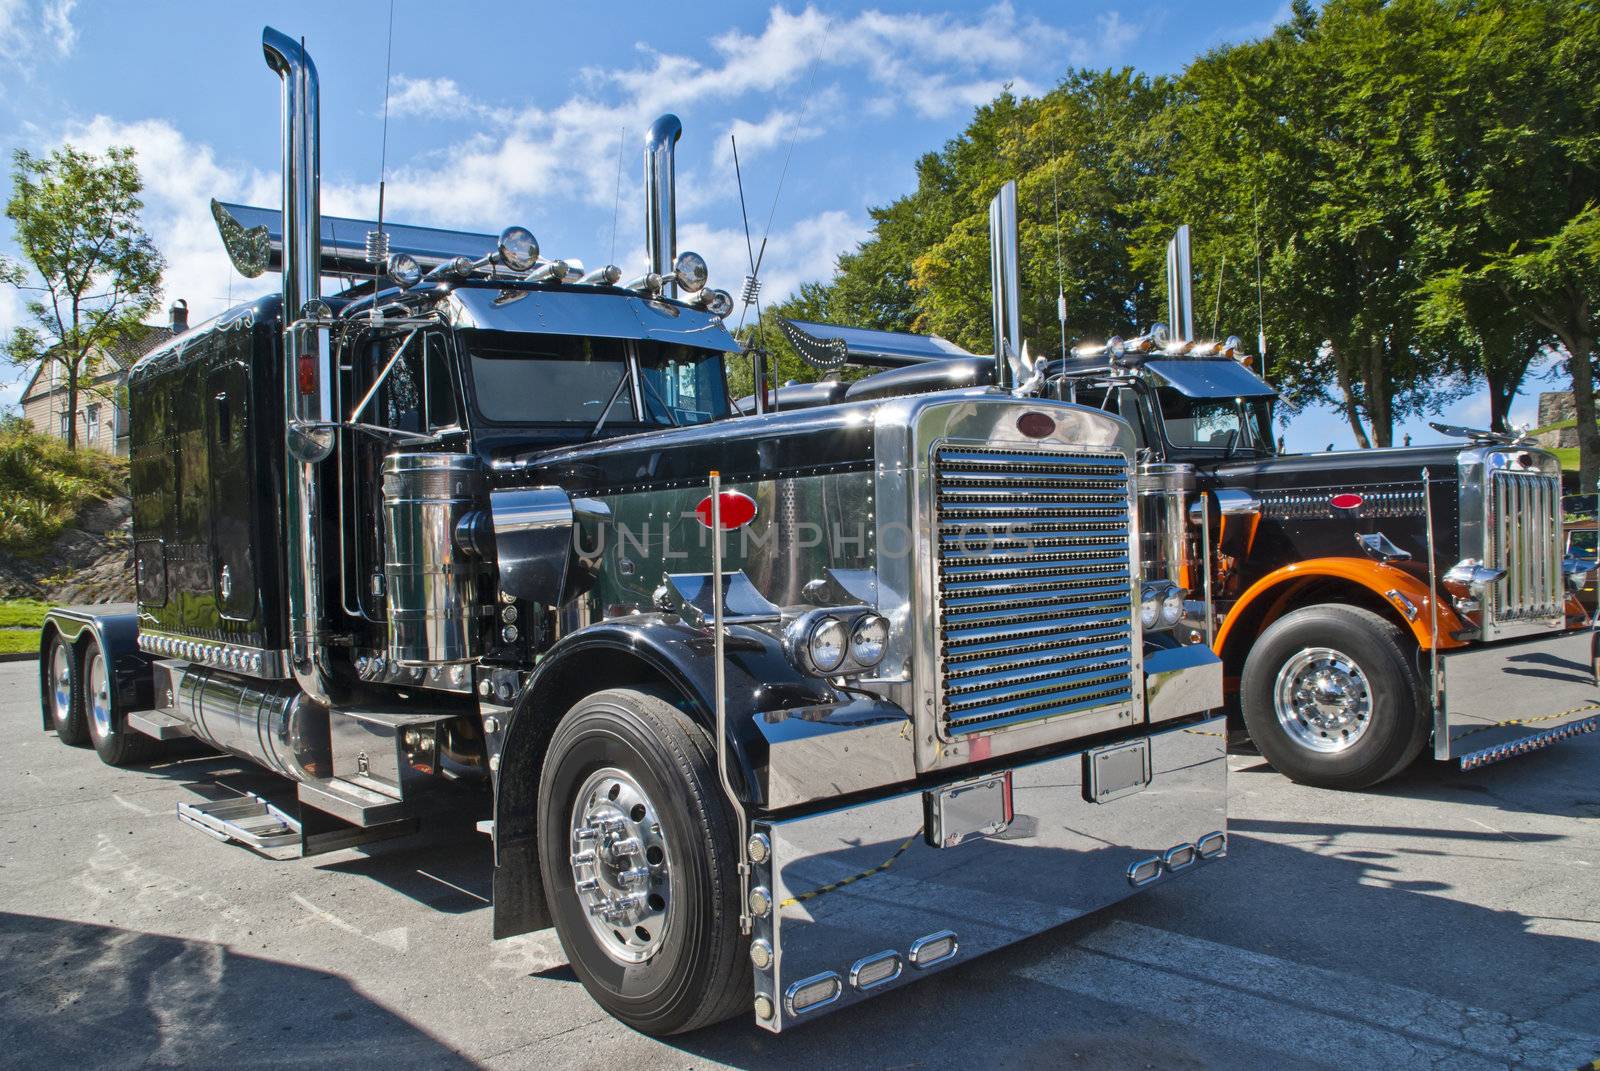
[[1, 659, 1597, 1070]]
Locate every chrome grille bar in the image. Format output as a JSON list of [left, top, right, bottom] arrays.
[[933, 443, 1135, 737]]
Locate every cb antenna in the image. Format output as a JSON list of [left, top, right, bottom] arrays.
[[1051, 154, 1067, 360], [1254, 194, 1267, 378], [366, 0, 398, 295]]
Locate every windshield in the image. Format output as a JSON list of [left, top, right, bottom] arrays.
[[1156, 389, 1276, 456], [1568, 528, 1598, 557], [461, 329, 728, 427]]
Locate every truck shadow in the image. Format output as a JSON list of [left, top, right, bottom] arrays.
[[0, 910, 476, 1069], [656, 826, 1600, 1068]]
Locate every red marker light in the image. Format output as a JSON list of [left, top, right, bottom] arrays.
[[1017, 411, 1056, 439], [297, 355, 317, 395], [1331, 493, 1364, 510], [696, 490, 757, 529]]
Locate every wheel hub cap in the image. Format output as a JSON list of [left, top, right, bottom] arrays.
[[51, 645, 71, 726], [568, 767, 672, 964], [1273, 647, 1372, 753], [87, 652, 111, 738]]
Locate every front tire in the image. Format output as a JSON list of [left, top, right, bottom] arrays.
[[42, 632, 88, 746], [1240, 604, 1428, 789], [83, 641, 160, 767], [535, 688, 749, 1035]]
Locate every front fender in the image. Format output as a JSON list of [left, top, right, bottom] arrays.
[[1215, 557, 1467, 657], [490, 613, 837, 939]]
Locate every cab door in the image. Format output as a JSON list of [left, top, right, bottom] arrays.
[[205, 330, 259, 623]]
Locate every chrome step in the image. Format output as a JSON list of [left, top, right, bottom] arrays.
[[127, 709, 191, 740], [298, 776, 408, 827], [176, 792, 300, 850]]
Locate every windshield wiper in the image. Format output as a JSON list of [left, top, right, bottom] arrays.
[[586, 372, 633, 440]]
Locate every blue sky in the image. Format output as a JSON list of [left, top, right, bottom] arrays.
[[0, 1, 1554, 448]]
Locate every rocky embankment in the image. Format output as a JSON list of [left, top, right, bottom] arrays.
[[0, 495, 133, 604]]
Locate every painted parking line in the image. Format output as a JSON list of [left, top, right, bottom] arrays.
[[1018, 920, 1600, 1071]]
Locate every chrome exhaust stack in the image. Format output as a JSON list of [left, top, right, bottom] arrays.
[[988, 181, 1026, 391], [644, 114, 682, 298], [263, 26, 334, 705], [1166, 224, 1194, 342]]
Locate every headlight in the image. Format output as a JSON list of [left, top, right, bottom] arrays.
[[497, 226, 540, 272], [673, 251, 708, 293], [1140, 582, 1164, 630], [1140, 580, 1184, 632], [849, 614, 888, 668], [808, 616, 848, 673], [1161, 586, 1187, 627], [385, 252, 422, 289]]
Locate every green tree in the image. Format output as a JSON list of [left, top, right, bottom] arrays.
[[2, 145, 164, 449], [1414, 0, 1599, 478]]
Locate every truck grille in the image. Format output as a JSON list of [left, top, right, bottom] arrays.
[[933, 444, 1135, 736], [1485, 468, 1563, 629]]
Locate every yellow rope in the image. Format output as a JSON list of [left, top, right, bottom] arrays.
[[778, 830, 921, 908], [1451, 703, 1600, 743]]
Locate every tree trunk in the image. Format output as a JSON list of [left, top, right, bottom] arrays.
[[1332, 345, 1372, 448], [1362, 339, 1392, 448], [65, 364, 79, 450], [1559, 331, 1598, 491]]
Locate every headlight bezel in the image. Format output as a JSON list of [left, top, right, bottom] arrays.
[[1140, 579, 1188, 633], [784, 607, 889, 678]]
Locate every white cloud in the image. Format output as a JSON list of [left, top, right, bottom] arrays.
[[0, 0, 76, 65], [385, 75, 510, 124]]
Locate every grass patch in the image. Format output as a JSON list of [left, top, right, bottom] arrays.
[[0, 419, 127, 557], [1552, 447, 1580, 471], [0, 598, 50, 628], [0, 629, 39, 655]]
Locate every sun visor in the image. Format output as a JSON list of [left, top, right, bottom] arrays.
[[1144, 358, 1276, 399], [449, 286, 740, 353]]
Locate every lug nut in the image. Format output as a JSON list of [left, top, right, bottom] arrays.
[[609, 836, 642, 858]]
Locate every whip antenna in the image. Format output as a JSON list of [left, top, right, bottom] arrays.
[[369, 0, 397, 259], [1051, 155, 1067, 360], [1211, 251, 1226, 339], [609, 125, 625, 266], [1254, 194, 1267, 377]]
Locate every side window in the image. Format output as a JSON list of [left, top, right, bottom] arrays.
[[379, 336, 423, 434], [423, 333, 459, 431]]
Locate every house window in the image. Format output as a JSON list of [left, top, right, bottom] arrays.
[[85, 404, 100, 444], [59, 412, 69, 438]]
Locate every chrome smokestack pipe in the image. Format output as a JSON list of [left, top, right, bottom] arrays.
[[988, 180, 1024, 390], [263, 26, 333, 705], [644, 114, 682, 297], [1166, 224, 1194, 342]]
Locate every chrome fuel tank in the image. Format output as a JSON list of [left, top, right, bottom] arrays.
[[381, 452, 490, 665], [165, 662, 331, 782]]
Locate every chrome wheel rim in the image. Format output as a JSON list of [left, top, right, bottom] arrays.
[[86, 648, 111, 740], [50, 643, 72, 728], [568, 767, 673, 964], [1273, 646, 1372, 753]]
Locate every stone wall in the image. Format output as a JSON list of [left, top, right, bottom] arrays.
[[1538, 391, 1578, 448]]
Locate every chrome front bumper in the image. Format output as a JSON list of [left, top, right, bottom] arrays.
[[1435, 628, 1600, 767], [747, 714, 1228, 1032]]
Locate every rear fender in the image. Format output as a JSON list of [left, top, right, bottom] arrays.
[[39, 606, 149, 732]]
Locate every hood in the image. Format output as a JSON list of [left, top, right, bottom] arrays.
[[500, 399, 882, 494], [1212, 444, 1467, 491]]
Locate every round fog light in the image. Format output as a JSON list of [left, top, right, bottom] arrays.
[[1160, 586, 1186, 627]]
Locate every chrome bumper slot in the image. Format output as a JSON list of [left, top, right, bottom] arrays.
[[748, 714, 1228, 1032], [1435, 628, 1600, 764]]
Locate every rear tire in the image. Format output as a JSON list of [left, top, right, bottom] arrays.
[[42, 632, 88, 746], [536, 687, 749, 1036], [83, 641, 160, 767], [1240, 604, 1428, 789]]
